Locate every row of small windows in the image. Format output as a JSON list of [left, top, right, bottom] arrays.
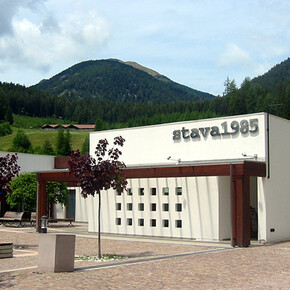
[[116, 203, 182, 212], [115, 218, 182, 228], [118, 187, 183, 196]]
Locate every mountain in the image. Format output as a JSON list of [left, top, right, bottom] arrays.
[[252, 57, 290, 93], [31, 59, 214, 102]]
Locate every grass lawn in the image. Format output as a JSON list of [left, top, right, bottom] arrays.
[[0, 127, 91, 153]]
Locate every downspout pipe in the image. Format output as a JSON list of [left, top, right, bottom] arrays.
[[267, 112, 270, 179]]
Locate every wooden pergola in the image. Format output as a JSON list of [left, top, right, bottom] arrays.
[[36, 158, 266, 247]]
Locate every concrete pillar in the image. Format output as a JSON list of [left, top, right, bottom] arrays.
[[38, 234, 75, 272]]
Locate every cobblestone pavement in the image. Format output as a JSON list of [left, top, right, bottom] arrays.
[[0, 223, 289, 289]]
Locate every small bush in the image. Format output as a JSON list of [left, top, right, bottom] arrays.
[[0, 122, 12, 137]]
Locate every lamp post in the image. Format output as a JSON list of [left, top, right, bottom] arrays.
[[40, 215, 48, 233]]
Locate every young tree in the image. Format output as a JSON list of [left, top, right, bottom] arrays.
[[0, 153, 20, 194], [69, 136, 127, 258]]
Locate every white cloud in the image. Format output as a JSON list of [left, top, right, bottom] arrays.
[[217, 43, 251, 68], [0, 2, 110, 73]]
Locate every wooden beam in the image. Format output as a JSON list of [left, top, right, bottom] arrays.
[[36, 179, 46, 233], [232, 175, 250, 247], [54, 156, 70, 169], [38, 171, 79, 183], [124, 162, 266, 179], [51, 160, 266, 179], [243, 161, 266, 177]]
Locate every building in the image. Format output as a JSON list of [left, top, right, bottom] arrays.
[[86, 112, 290, 245], [35, 112, 290, 247], [42, 124, 95, 131]]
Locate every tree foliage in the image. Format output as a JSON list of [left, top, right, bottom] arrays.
[[0, 153, 20, 194], [81, 135, 89, 154], [69, 136, 127, 197], [56, 127, 71, 156], [223, 77, 238, 96], [42, 139, 54, 155], [5, 107, 13, 125], [69, 136, 127, 258], [7, 173, 68, 212], [12, 130, 32, 153], [0, 122, 12, 137]]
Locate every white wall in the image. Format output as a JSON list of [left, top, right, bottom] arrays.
[[87, 176, 230, 241], [90, 113, 266, 166], [75, 187, 89, 222], [259, 115, 290, 242], [54, 203, 66, 219], [0, 151, 55, 173], [218, 177, 231, 240]]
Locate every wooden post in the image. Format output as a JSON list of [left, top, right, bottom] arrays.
[[36, 179, 47, 233], [232, 174, 250, 247]]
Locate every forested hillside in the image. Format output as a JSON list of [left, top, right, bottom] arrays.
[[32, 59, 214, 102]]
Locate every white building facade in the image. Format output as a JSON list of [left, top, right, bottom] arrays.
[[85, 113, 290, 244]]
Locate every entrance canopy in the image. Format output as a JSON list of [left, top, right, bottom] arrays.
[[36, 157, 266, 247]]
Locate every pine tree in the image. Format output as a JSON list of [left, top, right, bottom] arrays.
[[56, 126, 65, 155], [63, 129, 72, 156], [12, 130, 32, 153], [81, 135, 90, 154], [42, 139, 54, 155], [5, 107, 13, 125]]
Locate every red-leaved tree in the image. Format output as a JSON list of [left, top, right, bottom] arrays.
[[68, 136, 127, 258], [0, 154, 20, 194]]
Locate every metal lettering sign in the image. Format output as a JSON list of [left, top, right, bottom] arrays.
[[173, 118, 259, 141]]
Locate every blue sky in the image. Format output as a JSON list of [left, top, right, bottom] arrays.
[[0, 0, 289, 95]]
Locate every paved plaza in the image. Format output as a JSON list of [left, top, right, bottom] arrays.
[[0, 222, 289, 289]]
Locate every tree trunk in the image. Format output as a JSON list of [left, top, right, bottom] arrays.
[[98, 192, 101, 259]]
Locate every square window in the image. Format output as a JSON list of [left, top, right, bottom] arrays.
[[139, 188, 144, 195], [151, 188, 157, 195], [175, 203, 182, 212], [127, 188, 133, 196], [176, 187, 182, 195], [116, 218, 121, 225], [138, 203, 144, 211], [163, 187, 169, 195], [150, 203, 156, 211], [176, 220, 182, 228], [127, 218, 132, 226], [116, 203, 121, 210], [138, 219, 144, 226], [163, 219, 169, 227], [127, 203, 133, 211], [150, 219, 156, 227], [162, 203, 169, 211]]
